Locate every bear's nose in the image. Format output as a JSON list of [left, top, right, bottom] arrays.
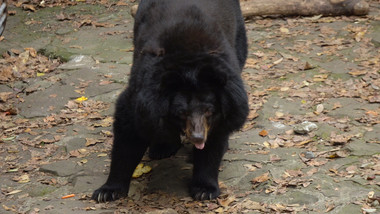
[[190, 133, 204, 143]]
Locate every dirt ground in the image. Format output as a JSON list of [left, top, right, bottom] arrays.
[[0, 0, 379, 213]]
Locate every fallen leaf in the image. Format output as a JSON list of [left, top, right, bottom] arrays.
[[295, 140, 313, 147], [214, 207, 224, 213], [313, 74, 329, 82], [355, 31, 366, 42], [244, 164, 258, 172], [132, 163, 152, 178], [325, 203, 335, 212], [93, 117, 113, 127], [304, 61, 314, 70], [330, 132, 351, 145], [23, 4, 36, 12], [75, 96, 88, 103], [280, 27, 289, 34], [270, 154, 281, 162], [85, 138, 101, 147], [259, 130, 268, 137], [368, 95, 380, 103], [346, 165, 357, 174], [306, 168, 318, 176], [13, 174, 30, 183], [332, 102, 342, 110], [0, 92, 13, 102], [217, 195, 236, 207], [252, 172, 270, 184], [349, 70, 367, 76], [6, 190, 22, 195], [99, 80, 113, 85], [273, 58, 283, 65]]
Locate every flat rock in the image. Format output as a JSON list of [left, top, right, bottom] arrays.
[[40, 160, 84, 177], [58, 55, 96, 70]]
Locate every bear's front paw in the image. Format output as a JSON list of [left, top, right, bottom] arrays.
[[190, 184, 220, 200], [92, 184, 128, 203]]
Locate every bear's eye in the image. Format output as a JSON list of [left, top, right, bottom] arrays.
[[204, 107, 214, 117]]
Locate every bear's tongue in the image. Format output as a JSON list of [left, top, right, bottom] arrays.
[[194, 142, 205, 150]]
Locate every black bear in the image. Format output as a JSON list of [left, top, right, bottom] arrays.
[[92, 0, 249, 202]]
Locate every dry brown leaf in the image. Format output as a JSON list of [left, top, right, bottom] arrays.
[[330, 132, 352, 145], [244, 164, 258, 172], [0, 92, 13, 102], [259, 130, 268, 137], [368, 95, 380, 103], [270, 154, 281, 162], [304, 61, 314, 70], [308, 159, 328, 167], [252, 172, 270, 184], [85, 138, 101, 147], [313, 74, 329, 82], [306, 168, 318, 176], [349, 70, 367, 76], [332, 102, 342, 110], [23, 4, 36, 12], [217, 195, 236, 207]]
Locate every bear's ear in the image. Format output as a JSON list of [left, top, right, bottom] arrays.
[[198, 65, 228, 88]]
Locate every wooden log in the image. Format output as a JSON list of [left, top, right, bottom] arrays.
[[130, 0, 369, 18], [240, 0, 369, 17]]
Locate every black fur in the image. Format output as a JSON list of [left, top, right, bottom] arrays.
[[92, 0, 248, 202]]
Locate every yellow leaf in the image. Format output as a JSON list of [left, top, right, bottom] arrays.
[[37, 72, 45, 77], [132, 163, 152, 178], [75, 96, 88, 102]]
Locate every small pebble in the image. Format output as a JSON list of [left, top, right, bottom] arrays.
[[304, 151, 315, 159]]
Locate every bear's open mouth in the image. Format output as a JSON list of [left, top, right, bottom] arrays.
[[180, 133, 207, 150], [194, 142, 205, 150]]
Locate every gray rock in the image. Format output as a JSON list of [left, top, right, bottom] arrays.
[[58, 55, 96, 70], [294, 121, 318, 135], [40, 160, 84, 177]]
